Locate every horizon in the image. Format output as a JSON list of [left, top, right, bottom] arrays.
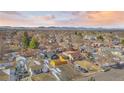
[[1, 25, 124, 29]]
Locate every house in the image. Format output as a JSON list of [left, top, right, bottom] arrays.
[[45, 52, 59, 59], [62, 51, 84, 61], [84, 35, 97, 40], [33, 60, 41, 66], [42, 64, 49, 73], [16, 55, 28, 65], [80, 45, 96, 53], [44, 52, 68, 67], [89, 53, 99, 62], [49, 54, 67, 67], [91, 43, 103, 48], [75, 64, 88, 73], [79, 45, 88, 52], [111, 48, 122, 57], [54, 48, 63, 54], [50, 59, 67, 67], [112, 38, 120, 45], [15, 56, 30, 80]]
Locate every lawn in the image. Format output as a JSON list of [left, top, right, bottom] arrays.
[[75, 60, 101, 72], [0, 71, 9, 81], [0, 60, 3, 63], [31, 73, 56, 81]]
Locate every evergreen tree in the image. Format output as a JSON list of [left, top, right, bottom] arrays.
[[29, 37, 38, 49], [22, 32, 29, 48]]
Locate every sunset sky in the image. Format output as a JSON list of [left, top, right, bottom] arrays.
[[0, 11, 124, 28]]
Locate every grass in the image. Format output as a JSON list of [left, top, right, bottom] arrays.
[[0, 60, 3, 63], [30, 65, 42, 70], [31, 73, 56, 81], [0, 71, 9, 81], [75, 60, 101, 72]]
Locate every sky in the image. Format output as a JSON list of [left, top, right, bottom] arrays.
[[0, 11, 124, 28]]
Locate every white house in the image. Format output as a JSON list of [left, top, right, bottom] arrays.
[[84, 35, 97, 40]]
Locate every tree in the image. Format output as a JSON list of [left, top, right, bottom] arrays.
[[97, 35, 104, 41], [29, 37, 38, 49], [22, 32, 29, 48], [75, 31, 78, 35], [121, 39, 124, 45]]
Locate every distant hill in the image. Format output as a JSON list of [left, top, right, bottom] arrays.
[[0, 26, 124, 32]]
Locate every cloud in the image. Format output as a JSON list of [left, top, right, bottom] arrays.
[[51, 11, 124, 27], [85, 11, 124, 25], [0, 12, 35, 26], [32, 15, 55, 21], [0, 11, 58, 26], [71, 11, 124, 26], [0, 11, 124, 27]]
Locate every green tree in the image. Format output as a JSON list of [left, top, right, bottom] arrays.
[[97, 35, 104, 41], [121, 39, 124, 45], [75, 31, 78, 35], [22, 32, 29, 48], [29, 37, 38, 49]]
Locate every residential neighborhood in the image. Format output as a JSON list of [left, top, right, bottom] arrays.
[[1, 27, 124, 81]]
